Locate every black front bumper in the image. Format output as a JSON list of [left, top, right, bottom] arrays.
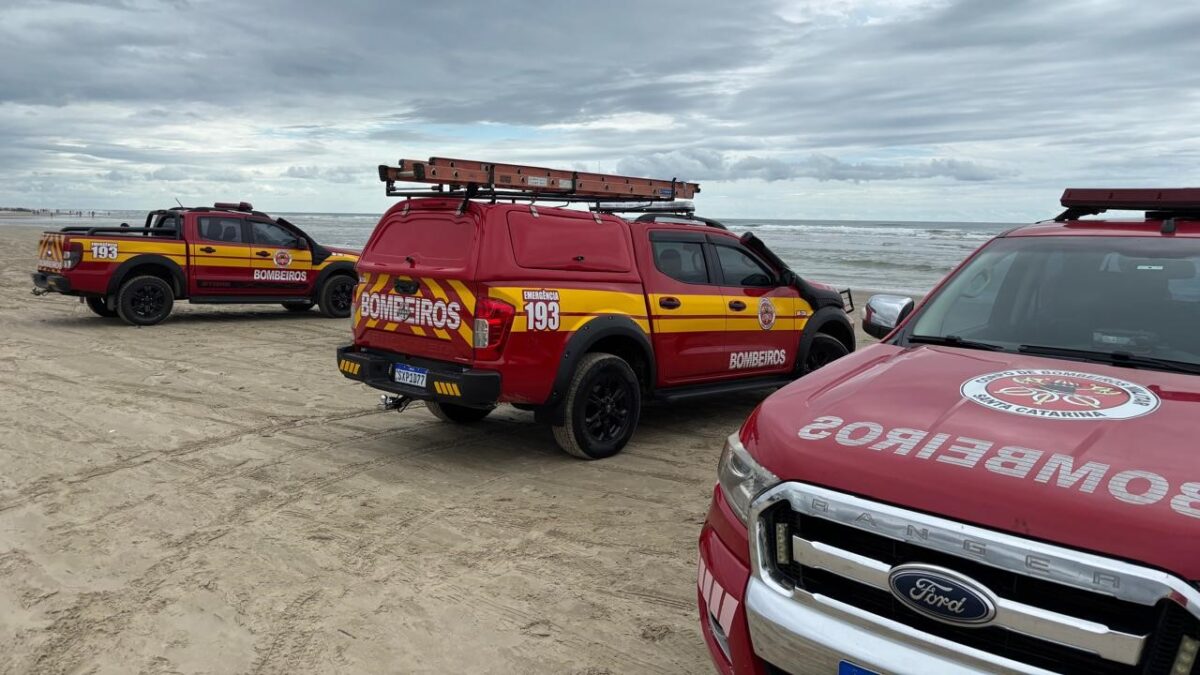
[[31, 271, 71, 293], [336, 345, 501, 408]]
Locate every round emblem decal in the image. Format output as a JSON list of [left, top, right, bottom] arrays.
[[961, 369, 1159, 420], [274, 250, 292, 267], [888, 564, 997, 626], [757, 298, 777, 331]]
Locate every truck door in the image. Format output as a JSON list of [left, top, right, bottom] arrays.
[[646, 231, 729, 385], [247, 220, 314, 297], [713, 240, 801, 374], [190, 216, 252, 295]]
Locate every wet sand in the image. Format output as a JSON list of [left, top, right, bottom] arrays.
[[0, 224, 878, 674]]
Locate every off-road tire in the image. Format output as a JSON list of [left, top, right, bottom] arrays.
[[801, 333, 849, 374], [427, 401, 494, 424], [551, 352, 641, 460], [318, 275, 356, 318], [116, 275, 174, 326], [282, 301, 315, 312], [85, 296, 118, 318]]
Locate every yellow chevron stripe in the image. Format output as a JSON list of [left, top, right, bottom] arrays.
[[422, 278, 454, 341], [366, 274, 392, 328]]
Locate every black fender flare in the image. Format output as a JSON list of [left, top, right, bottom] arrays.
[[534, 314, 655, 426], [106, 254, 187, 298], [797, 306, 855, 369], [313, 261, 358, 299]]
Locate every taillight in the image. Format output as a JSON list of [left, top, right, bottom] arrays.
[[63, 242, 83, 270], [473, 298, 515, 360]]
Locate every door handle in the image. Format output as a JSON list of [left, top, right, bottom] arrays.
[[256, 250, 271, 257], [394, 278, 420, 294], [659, 296, 681, 309], [199, 246, 215, 254], [728, 300, 747, 311]]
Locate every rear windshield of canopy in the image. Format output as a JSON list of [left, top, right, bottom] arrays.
[[367, 214, 477, 272]]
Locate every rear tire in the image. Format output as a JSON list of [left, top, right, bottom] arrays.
[[116, 275, 174, 326], [801, 333, 849, 374], [85, 296, 118, 318], [282, 302, 315, 312], [551, 352, 641, 460], [427, 401, 494, 424], [318, 275, 355, 318]]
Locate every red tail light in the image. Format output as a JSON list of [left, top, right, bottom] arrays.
[[473, 298, 515, 360], [63, 241, 83, 270]]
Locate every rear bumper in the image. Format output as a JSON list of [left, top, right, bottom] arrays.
[[31, 271, 71, 294], [336, 344, 501, 408]]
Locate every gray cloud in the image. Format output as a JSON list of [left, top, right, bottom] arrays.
[[618, 150, 1012, 183], [0, 0, 1198, 218]]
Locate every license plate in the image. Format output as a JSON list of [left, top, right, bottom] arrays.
[[838, 662, 881, 675], [392, 364, 428, 388]]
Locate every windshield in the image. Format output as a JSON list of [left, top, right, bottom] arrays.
[[906, 235, 1200, 366]]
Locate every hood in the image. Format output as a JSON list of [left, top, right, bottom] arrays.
[[746, 343, 1200, 580], [324, 245, 361, 257]]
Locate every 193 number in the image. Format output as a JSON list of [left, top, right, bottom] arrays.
[[90, 243, 118, 259], [523, 300, 560, 331]]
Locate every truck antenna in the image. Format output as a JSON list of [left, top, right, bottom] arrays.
[[174, 197, 184, 208]]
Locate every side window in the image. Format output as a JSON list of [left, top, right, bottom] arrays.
[[715, 245, 774, 287], [250, 221, 302, 249], [198, 217, 245, 244], [652, 241, 710, 284]]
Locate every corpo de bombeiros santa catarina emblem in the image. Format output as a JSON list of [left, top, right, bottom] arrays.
[[960, 369, 1159, 420], [274, 250, 292, 267], [758, 297, 776, 330]]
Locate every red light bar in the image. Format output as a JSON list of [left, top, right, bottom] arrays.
[[1060, 188, 1200, 211]]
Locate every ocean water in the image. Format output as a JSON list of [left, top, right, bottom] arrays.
[[9, 210, 1015, 295]]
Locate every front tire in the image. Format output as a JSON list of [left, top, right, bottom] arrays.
[[551, 352, 641, 460], [85, 296, 118, 318], [318, 275, 355, 318], [427, 401, 494, 424], [116, 275, 174, 326], [801, 333, 849, 374]]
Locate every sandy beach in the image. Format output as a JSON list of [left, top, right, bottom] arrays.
[[0, 224, 878, 674]]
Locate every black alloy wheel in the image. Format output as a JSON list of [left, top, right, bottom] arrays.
[[116, 275, 174, 326], [552, 353, 642, 459], [583, 372, 633, 444], [319, 275, 356, 318], [85, 296, 118, 318], [803, 333, 850, 374]]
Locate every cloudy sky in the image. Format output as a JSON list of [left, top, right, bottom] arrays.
[[2, 0, 1198, 221]]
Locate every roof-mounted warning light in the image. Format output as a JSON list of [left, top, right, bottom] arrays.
[[214, 201, 254, 212], [378, 156, 699, 204], [1056, 189, 1200, 222]]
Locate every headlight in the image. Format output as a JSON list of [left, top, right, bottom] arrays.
[[717, 433, 780, 525]]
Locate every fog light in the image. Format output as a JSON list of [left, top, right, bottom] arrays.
[[707, 608, 732, 663], [1173, 635, 1199, 675]]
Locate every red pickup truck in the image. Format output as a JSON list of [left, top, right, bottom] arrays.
[[337, 158, 856, 458], [32, 202, 359, 325], [699, 189, 1200, 675]]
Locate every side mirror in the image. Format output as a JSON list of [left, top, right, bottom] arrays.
[[863, 294, 915, 339]]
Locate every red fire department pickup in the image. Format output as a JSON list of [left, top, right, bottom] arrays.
[[700, 189, 1200, 675], [32, 202, 360, 325], [337, 157, 856, 458]]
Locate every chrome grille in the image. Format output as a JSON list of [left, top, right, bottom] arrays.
[[749, 483, 1200, 675]]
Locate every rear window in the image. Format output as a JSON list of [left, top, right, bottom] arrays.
[[507, 211, 632, 272], [367, 214, 477, 270]]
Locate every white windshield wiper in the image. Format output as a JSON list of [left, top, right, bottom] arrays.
[[908, 334, 1007, 352], [1017, 344, 1200, 375]]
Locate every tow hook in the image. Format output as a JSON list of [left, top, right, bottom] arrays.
[[379, 394, 413, 413], [30, 287, 49, 296]]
